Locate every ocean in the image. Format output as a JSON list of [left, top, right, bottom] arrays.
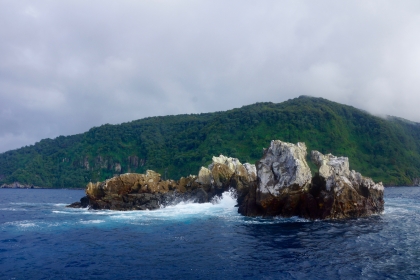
[[0, 187, 419, 279]]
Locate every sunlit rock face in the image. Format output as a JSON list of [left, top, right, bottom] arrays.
[[192, 155, 253, 188], [206, 155, 256, 195], [71, 155, 257, 211], [311, 151, 350, 180], [243, 163, 257, 182], [196, 167, 211, 185], [85, 171, 180, 210]]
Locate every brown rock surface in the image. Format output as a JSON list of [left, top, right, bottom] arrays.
[[306, 151, 384, 219], [72, 155, 257, 211], [84, 171, 183, 210]]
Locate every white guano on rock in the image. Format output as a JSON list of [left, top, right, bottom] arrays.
[[257, 140, 312, 195], [311, 150, 384, 192]]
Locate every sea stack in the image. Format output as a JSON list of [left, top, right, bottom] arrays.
[[238, 140, 384, 219], [69, 139, 384, 220]]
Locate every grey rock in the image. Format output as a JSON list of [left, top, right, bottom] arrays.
[[257, 140, 312, 195], [238, 141, 384, 219]]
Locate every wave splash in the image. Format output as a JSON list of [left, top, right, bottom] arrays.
[[1, 190, 312, 232], [109, 190, 240, 223]]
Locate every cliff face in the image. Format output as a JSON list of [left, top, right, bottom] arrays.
[[69, 140, 384, 220], [0, 182, 38, 189]]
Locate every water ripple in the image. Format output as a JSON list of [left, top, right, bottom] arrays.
[[0, 187, 420, 279]]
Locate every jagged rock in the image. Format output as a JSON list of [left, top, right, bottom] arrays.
[[243, 163, 257, 182], [311, 151, 350, 179], [86, 182, 104, 199], [69, 155, 257, 211], [69, 140, 384, 220], [0, 182, 38, 189], [178, 175, 199, 192], [308, 150, 384, 219], [67, 196, 90, 208], [258, 140, 312, 194], [209, 155, 240, 172], [239, 140, 312, 217], [413, 178, 420, 186], [83, 171, 181, 210], [196, 167, 211, 185], [209, 155, 237, 188], [211, 163, 234, 189], [238, 140, 384, 220], [207, 155, 256, 194]]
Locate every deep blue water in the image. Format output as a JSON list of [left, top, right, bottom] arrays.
[[0, 188, 419, 279]]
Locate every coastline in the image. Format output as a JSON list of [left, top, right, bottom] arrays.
[[0, 186, 85, 190]]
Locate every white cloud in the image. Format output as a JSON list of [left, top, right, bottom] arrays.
[[301, 62, 352, 99], [1, 0, 420, 153]]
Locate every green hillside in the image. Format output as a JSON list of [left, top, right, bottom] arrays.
[[1, 96, 420, 188]]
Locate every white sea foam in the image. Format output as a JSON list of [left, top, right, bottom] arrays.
[[3, 220, 39, 228], [10, 202, 39, 205], [79, 219, 105, 224], [18, 222, 37, 228], [96, 190, 241, 224], [53, 203, 68, 207], [0, 208, 23, 211], [244, 216, 310, 225], [48, 191, 309, 226]]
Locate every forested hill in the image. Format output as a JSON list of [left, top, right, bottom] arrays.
[[1, 96, 420, 188]]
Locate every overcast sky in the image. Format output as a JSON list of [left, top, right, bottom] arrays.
[[1, 0, 420, 153]]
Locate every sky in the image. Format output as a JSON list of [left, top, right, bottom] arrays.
[[1, 0, 420, 153]]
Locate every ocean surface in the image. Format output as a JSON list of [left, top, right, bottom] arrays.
[[0, 187, 419, 280]]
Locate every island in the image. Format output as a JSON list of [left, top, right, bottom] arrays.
[[68, 140, 384, 220]]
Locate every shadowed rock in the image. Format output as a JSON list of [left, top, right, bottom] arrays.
[[306, 150, 384, 219], [238, 140, 312, 217], [238, 141, 384, 219]]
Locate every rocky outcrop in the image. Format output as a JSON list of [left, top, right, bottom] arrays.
[[238, 140, 384, 219], [0, 182, 39, 189], [238, 140, 313, 217], [81, 171, 185, 210], [69, 140, 384, 220], [413, 178, 420, 186], [306, 151, 384, 219], [69, 155, 256, 211]]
